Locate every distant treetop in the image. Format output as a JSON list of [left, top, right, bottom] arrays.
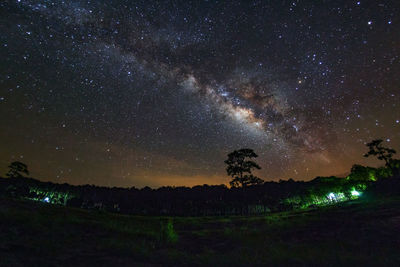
[[6, 161, 29, 178], [224, 148, 264, 188], [364, 139, 397, 167]]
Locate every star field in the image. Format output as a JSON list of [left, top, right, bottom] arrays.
[[0, 0, 399, 187]]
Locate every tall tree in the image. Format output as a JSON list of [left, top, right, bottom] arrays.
[[224, 149, 263, 187], [364, 139, 397, 167], [6, 161, 29, 178]]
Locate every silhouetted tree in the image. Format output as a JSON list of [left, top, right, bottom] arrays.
[[347, 164, 377, 181], [224, 149, 263, 187], [6, 161, 29, 178], [364, 139, 397, 167]]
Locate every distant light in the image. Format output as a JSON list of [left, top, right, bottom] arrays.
[[367, 21, 372, 25], [43, 197, 50, 203], [328, 193, 336, 200], [351, 190, 360, 196]]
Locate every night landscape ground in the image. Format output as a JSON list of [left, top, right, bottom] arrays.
[[1, 195, 399, 266]]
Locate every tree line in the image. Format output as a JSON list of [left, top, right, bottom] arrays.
[[0, 139, 398, 216]]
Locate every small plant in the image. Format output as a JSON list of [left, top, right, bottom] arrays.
[[159, 218, 178, 244]]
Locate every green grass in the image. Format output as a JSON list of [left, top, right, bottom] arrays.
[[1, 197, 399, 266]]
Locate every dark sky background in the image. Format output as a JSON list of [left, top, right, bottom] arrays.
[[1, 0, 399, 188]]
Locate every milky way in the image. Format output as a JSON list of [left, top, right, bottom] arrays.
[[1, 0, 399, 187]]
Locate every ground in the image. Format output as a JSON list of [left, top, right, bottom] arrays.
[[0, 196, 399, 266]]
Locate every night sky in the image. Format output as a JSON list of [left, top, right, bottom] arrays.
[[1, 0, 399, 188]]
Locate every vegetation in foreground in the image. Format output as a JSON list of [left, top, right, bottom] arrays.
[[1, 194, 400, 266], [0, 139, 399, 265]]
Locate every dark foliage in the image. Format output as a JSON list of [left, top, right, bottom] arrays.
[[6, 161, 29, 178], [364, 139, 397, 167], [224, 149, 263, 187], [1, 140, 398, 216], [0, 173, 384, 216]]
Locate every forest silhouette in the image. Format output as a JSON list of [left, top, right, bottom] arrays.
[[1, 139, 399, 216]]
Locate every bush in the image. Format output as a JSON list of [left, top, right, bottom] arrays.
[[159, 219, 178, 244]]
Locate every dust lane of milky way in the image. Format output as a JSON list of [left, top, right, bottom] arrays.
[[0, 0, 399, 187]]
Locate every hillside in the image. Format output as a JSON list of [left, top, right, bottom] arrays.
[[1, 196, 399, 266]]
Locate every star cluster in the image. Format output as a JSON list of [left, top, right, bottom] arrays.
[[0, 0, 399, 187]]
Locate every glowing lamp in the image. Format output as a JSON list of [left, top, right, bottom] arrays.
[[43, 197, 50, 203], [351, 190, 360, 196]]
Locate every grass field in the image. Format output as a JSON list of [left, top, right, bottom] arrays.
[[1, 196, 399, 266]]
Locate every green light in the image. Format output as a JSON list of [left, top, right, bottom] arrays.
[[368, 173, 376, 181]]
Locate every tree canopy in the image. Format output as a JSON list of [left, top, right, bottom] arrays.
[[6, 161, 29, 178], [224, 149, 264, 187], [364, 139, 397, 167]]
